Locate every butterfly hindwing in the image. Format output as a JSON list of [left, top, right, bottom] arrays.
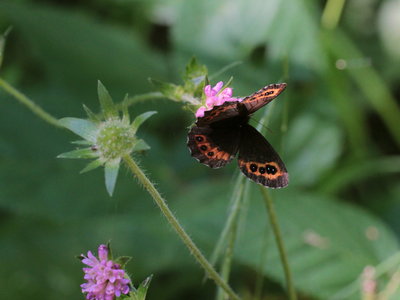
[[238, 124, 288, 188], [241, 83, 287, 114], [188, 125, 240, 169]]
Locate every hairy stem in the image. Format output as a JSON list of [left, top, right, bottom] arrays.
[[0, 77, 61, 127], [260, 187, 297, 300], [123, 155, 241, 300]]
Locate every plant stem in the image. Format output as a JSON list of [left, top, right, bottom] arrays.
[[123, 92, 165, 108], [123, 155, 241, 300], [253, 232, 269, 300], [208, 174, 244, 269], [0, 77, 61, 127], [215, 181, 244, 300], [216, 225, 237, 300], [260, 187, 297, 300], [321, 0, 347, 29]]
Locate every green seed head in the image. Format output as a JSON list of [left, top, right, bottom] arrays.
[[96, 119, 136, 161]]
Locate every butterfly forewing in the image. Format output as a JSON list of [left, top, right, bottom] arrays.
[[196, 101, 240, 126], [241, 83, 287, 115], [237, 124, 288, 188]]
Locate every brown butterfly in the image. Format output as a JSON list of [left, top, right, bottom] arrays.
[[187, 83, 288, 188]]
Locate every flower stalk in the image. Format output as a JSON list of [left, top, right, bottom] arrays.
[[0, 77, 61, 128], [260, 187, 297, 300], [122, 154, 241, 300]]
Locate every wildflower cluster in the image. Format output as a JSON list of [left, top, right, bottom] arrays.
[[195, 81, 242, 118], [81, 245, 131, 300]]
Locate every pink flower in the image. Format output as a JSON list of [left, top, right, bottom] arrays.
[[81, 245, 131, 300], [195, 81, 242, 118]]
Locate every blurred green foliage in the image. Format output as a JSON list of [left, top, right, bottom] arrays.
[[0, 0, 399, 299]]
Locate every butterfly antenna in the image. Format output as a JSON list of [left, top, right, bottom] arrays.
[[251, 118, 274, 134]]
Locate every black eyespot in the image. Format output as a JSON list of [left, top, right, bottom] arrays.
[[265, 164, 277, 175], [196, 136, 204, 142], [207, 152, 214, 156], [259, 167, 265, 174], [200, 145, 207, 151], [250, 164, 258, 172]]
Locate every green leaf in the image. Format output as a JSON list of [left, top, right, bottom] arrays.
[[232, 190, 400, 300], [71, 140, 92, 145], [173, 0, 325, 70], [135, 275, 153, 300], [57, 148, 98, 159], [325, 30, 400, 147], [83, 104, 100, 123], [319, 156, 400, 194], [131, 111, 157, 134], [285, 114, 343, 186], [132, 139, 151, 152], [149, 78, 182, 102], [58, 117, 98, 143], [97, 80, 117, 119], [106, 241, 113, 260], [80, 159, 103, 173], [121, 94, 130, 125], [115, 256, 131, 268], [183, 57, 208, 81], [0, 1, 166, 95], [104, 159, 120, 196], [181, 57, 208, 99], [0, 27, 12, 69]]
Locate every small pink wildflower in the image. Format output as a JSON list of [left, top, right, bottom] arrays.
[[195, 81, 242, 118], [81, 244, 131, 300]]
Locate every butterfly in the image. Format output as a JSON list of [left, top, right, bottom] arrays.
[[187, 83, 288, 188]]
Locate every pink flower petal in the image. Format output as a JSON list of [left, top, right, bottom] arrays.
[[195, 106, 206, 118], [213, 81, 224, 93], [204, 85, 212, 97], [220, 87, 233, 98], [98, 245, 108, 262], [81, 245, 131, 300]]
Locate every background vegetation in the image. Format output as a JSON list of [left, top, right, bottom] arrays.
[[0, 0, 399, 299]]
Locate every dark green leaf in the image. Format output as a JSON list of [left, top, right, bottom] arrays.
[[149, 78, 182, 102], [115, 256, 132, 268], [58, 117, 98, 143], [132, 139, 151, 152], [131, 111, 157, 134], [97, 80, 117, 119], [135, 274, 153, 300], [83, 104, 101, 123], [80, 159, 103, 173], [104, 160, 120, 196], [57, 148, 98, 159]]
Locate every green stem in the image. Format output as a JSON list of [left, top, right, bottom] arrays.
[[208, 174, 244, 269], [123, 155, 241, 300], [321, 0, 346, 29], [0, 77, 61, 127], [123, 92, 165, 108], [216, 226, 237, 300], [260, 187, 297, 300], [215, 181, 244, 300], [253, 232, 269, 300]]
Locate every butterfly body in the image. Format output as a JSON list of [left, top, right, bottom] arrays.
[[188, 83, 288, 188]]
